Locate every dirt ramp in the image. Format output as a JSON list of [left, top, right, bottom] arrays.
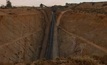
[[0, 10, 45, 63]]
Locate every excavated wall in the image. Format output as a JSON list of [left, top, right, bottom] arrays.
[[0, 9, 45, 63], [58, 11, 107, 57], [0, 8, 107, 64]]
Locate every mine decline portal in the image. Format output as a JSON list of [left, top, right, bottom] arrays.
[[45, 6, 57, 60]]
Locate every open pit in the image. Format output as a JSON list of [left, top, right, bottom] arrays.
[[0, 2, 107, 65]]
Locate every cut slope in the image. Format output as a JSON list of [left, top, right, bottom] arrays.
[[58, 11, 107, 57], [0, 9, 45, 63]]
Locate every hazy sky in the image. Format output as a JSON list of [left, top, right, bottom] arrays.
[[0, 0, 106, 6]]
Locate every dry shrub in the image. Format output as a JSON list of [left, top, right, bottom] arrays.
[[31, 60, 57, 65], [92, 55, 107, 65], [100, 55, 107, 65], [0, 62, 14, 65], [14, 56, 103, 65], [92, 55, 101, 60], [69, 56, 100, 65], [32, 56, 100, 65]]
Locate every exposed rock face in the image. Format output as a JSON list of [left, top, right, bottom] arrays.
[[0, 9, 45, 63]]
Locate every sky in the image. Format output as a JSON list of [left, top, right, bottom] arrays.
[[0, 0, 107, 6]]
